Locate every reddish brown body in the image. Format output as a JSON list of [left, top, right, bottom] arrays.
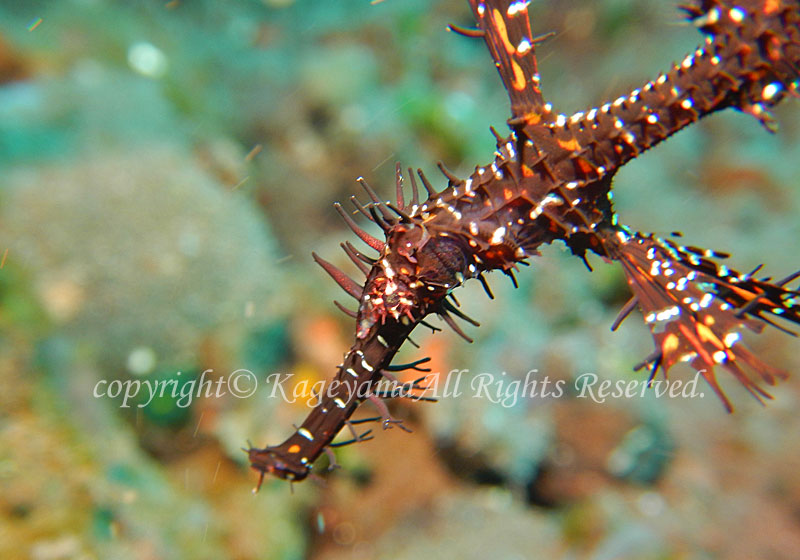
[[249, 0, 800, 485]]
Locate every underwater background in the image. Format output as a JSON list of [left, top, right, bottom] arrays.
[[1, 0, 800, 558]]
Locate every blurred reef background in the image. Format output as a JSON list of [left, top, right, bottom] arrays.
[[1, 0, 800, 559]]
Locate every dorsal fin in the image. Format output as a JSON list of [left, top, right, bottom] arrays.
[[468, 0, 547, 120]]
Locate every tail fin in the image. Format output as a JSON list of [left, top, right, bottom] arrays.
[[600, 227, 800, 411]]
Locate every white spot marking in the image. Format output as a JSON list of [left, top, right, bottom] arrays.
[[729, 7, 745, 22], [762, 82, 781, 100], [298, 428, 314, 441], [724, 332, 741, 347], [490, 226, 506, 245]]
